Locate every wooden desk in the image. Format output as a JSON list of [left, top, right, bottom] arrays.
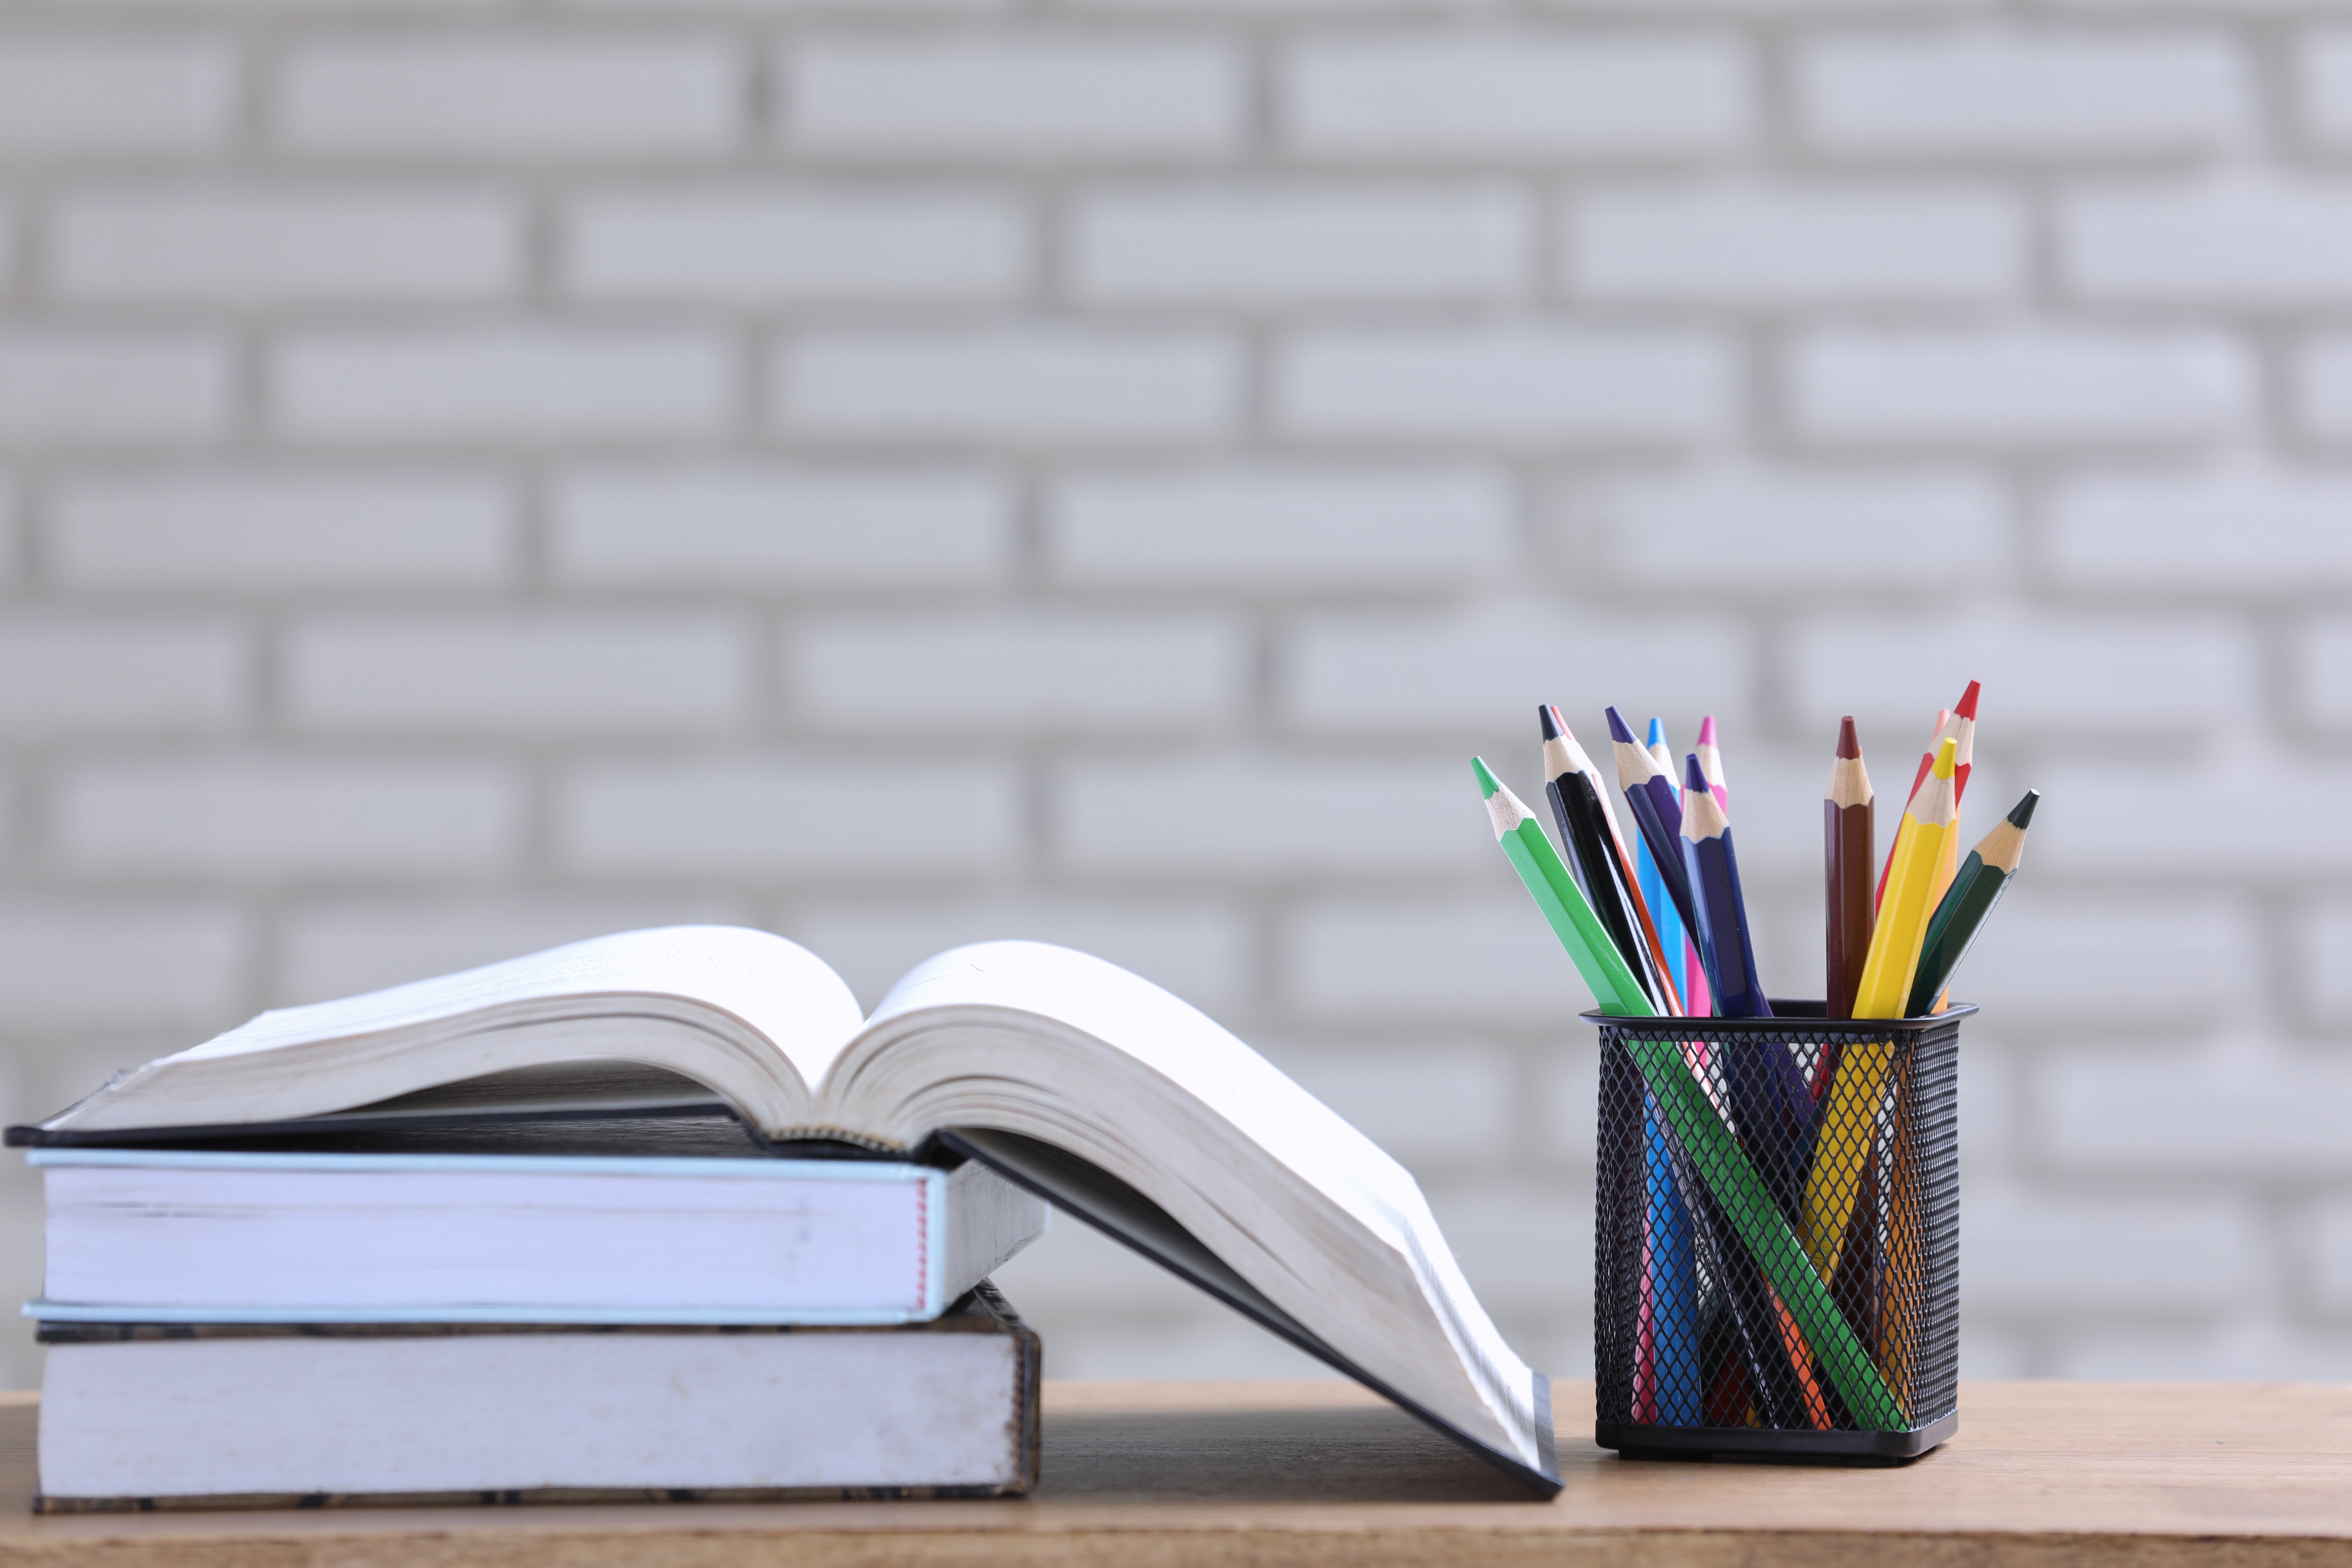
[[0, 1381, 2344, 1565]]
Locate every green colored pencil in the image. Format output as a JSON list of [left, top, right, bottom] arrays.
[[1471, 757, 1906, 1430], [1905, 789, 2038, 1017]]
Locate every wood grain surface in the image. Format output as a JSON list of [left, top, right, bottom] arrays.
[[0, 1380, 2345, 1566]]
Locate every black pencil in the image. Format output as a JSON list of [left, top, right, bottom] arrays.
[[1540, 706, 1677, 1015]]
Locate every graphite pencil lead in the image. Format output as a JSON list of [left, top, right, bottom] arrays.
[[1538, 703, 1562, 742], [2007, 789, 2039, 830]]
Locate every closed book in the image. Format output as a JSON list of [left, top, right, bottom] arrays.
[[27, 1116, 1048, 1326], [35, 1284, 1040, 1511]]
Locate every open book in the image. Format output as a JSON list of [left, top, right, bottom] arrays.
[[10, 926, 1558, 1495]]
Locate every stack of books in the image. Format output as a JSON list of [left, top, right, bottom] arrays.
[[13, 926, 1563, 1507]]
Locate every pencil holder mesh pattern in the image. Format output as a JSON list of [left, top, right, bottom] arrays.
[[1588, 1001, 1967, 1462]]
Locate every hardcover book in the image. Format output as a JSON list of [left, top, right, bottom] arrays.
[[9, 925, 1560, 1495]]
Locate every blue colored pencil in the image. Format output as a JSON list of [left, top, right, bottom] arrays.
[[1644, 1106, 1702, 1424], [1678, 752, 1772, 1022]]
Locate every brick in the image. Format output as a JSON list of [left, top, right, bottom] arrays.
[[283, 611, 757, 736], [2308, 1200, 2352, 1312], [782, 34, 1241, 160], [1963, 1183, 2266, 1314], [1281, 599, 1752, 735], [2028, 755, 2352, 877], [272, 327, 730, 444], [0, 478, 18, 590], [1785, 605, 2255, 735], [1797, 29, 2251, 159], [2061, 176, 2352, 306], [0, 897, 246, 1031], [784, 895, 1251, 1016], [1048, 465, 1516, 589], [1285, 895, 1594, 1022], [0, 33, 237, 158], [2293, 336, 2352, 439], [1276, 327, 1736, 444], [0, 330, 232, 447], [1069, 184, 1530, 304], [563, 185, 1028, 305], [1582, 463, 2011, 589], [1426, 1180, 1592, 1314], [1570, 182, 2023, 306], [47, 467, 517, 592], [555, 754, 1022, 878], [0, 202, 13, 293], [275, 33, 740, 161], [1944, 896, 2258, 1026], [550, 465, 1012, 589], [2302, 30, 2352, 150], [54, 756, 523, 880], [776, 328, 1238, 443], [1534, 1038, 1601, 1162], [1268, 1040, 1518, 1168], [1055, 754, 1483, 879], [792, 609, 1245, 733], [2054, 1322, 2352, 1382], [1788, 328, 2252, 447], [2047, 463, 2352, 595], [50, 183, 523, 306], [1281, 33, 1750, 159], [273, 894, 756, 1009], [0, 614, 248, 735], [2295, 897, 2352, 1019], [2040, 1048, 2352, 1177]]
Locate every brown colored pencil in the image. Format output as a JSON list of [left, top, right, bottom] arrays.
[[1825, 716, 1874, 1021]]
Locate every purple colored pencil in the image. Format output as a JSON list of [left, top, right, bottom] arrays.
[[1605, 706, 1700, 939]]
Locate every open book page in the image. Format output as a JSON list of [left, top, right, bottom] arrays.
[[823, 941, 1544, 1473], [44, 928, 866, 1136]]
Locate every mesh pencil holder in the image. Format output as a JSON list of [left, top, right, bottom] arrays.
[[1585, 1000, 1969, 1464]]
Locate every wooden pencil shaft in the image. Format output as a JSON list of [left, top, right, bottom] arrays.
[[1478, 765, 1651, 1017], [1681, 812, 1769, 1020], [1622, 774, 1701, 939], [1826, 799, 1874, 1021], [1905, 856, 2012, 1017]]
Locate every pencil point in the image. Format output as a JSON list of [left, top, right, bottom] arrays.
[[1604, 707, 1637, 746], [1836, 716, 1860, 760], [1697, 715, 1717, 747], [1471, 756, 1501, 798], [1537, 704, 1561, 741], [1646, 716, 1667, 749], [1931, 737, 1958, 778], [1684, 752, 1709, 794], [2007, 789, 2039, 829], [1955, 680, 1981, 721]]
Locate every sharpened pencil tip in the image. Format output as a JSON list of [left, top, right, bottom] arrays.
[[1837, 715, 1860, 759], [1604, 706, 1637, 745], [1697, 715, 1717, 747], [1471, 756, 1501, 798], [1684, 752, 1708, 793], [1931, 736, 1958, 778], [1646, 716, 1667, 749], [1537, 704, 1561, 741], [2007, 789, 2039, 829], [1955, 680, 1981, 721]]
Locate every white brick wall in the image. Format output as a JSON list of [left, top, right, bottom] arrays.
[[0, 0, 2346, 1394]]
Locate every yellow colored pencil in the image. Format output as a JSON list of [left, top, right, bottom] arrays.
[[1801, 737, 1959, 1284]]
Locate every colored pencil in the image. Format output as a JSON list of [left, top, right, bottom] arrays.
[[1642, 1108, 1702, 1424], [1679, 752, 1772, 1022], [1825, 716, 1875, 1022], [1552, 706, 1684, 1014], [1608, 708, 1701, 959], [1540, 707, 1677, 1014], [1695, 714, 1728, 810], [1876, 682, 1978, 911], [1472, 757, 1903, 1430], [1905, 789, 2038, 1017], [1473, 758, 1651, 1016], [1801, 738, 1959, 1286], [1650, 718, 1714, 1018]]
